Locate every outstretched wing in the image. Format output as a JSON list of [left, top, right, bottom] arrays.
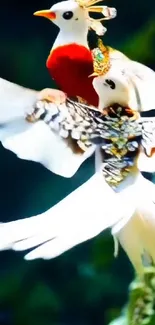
[[0, 171, 130, 260], [0, 99, 96, 177], [27, 99, 155, 175]]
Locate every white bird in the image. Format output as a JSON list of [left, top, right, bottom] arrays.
[[1, 53, 155, 177], [0, 67, 155, 278], [92, 64, 155, 166], [0, 0, 155, 175], [93, 71, 155, 275]]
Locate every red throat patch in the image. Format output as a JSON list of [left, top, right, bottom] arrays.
[[46, 43, 99, 107]]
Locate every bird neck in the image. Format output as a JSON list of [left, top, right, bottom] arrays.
[[52, 29, 89, 51], [98, 95, 130, 111]]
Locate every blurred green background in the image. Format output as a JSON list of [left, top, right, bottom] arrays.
[[0, 1, 155, 324]]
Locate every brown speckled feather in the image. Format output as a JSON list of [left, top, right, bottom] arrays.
[[26, 99, 155, 188]]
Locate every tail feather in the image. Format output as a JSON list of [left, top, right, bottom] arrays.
[[0, 173, 128, 260]]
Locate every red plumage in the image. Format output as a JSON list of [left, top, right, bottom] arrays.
[[46, 43, 99, 107]]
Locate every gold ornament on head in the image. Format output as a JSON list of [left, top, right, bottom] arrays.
[[73, 0, 117, 35], [89, 39, 111, 77]]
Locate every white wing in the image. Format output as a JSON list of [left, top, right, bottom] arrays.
[[0, 80, 95, 177], [0, 78, 38, 123], [123, 59, 155, 111], [0, 172, 130, 260], [0, 118, 94, 177], [108, 56, 155, 111]]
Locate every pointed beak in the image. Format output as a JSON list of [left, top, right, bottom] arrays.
[[33, 9, 56, 20], [88, 72, 99, 78]]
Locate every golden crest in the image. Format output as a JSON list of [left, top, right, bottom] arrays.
[[73, 0, 117, 35], [91, 38, 111, 76]]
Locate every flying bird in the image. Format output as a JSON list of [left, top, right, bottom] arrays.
[[0, 65, 155, 277]]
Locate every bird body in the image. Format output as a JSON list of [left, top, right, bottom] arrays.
[[1, 0, 155, 276], [1, 69, 155, 275], [34, 0, 117, 106], [92, 73, 155, 275]]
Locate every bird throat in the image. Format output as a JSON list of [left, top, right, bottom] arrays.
[[46, 43, 99, 107]]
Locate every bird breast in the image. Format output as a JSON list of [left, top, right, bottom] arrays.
[[46, 43, 99, 107]]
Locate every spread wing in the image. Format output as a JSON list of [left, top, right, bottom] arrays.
[[25, 99, 155, 175], [0, 172, 129, 260], [0, 99, 96, 178], [0, 97, 155, 260]]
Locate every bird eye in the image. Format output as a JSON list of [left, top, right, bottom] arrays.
[[105, 79, 116, 89], [62, 11, 74, 20]]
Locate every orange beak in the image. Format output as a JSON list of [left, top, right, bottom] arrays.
[[88, 72, 99, 78], [33, 9, 56, 20]]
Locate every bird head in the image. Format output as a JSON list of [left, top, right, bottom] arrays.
[[92, 68, 131, 109], [34, 1, 89, 34], [92, 66, 141, 110], [33, 0, 117, 36]]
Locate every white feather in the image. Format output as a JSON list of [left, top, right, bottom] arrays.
[[0, 118, 94, 177], [0, 78, 37, 123], [112, 172, 155, 274], [0, 172, 131, 260], [120, 59, 155, 111]]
